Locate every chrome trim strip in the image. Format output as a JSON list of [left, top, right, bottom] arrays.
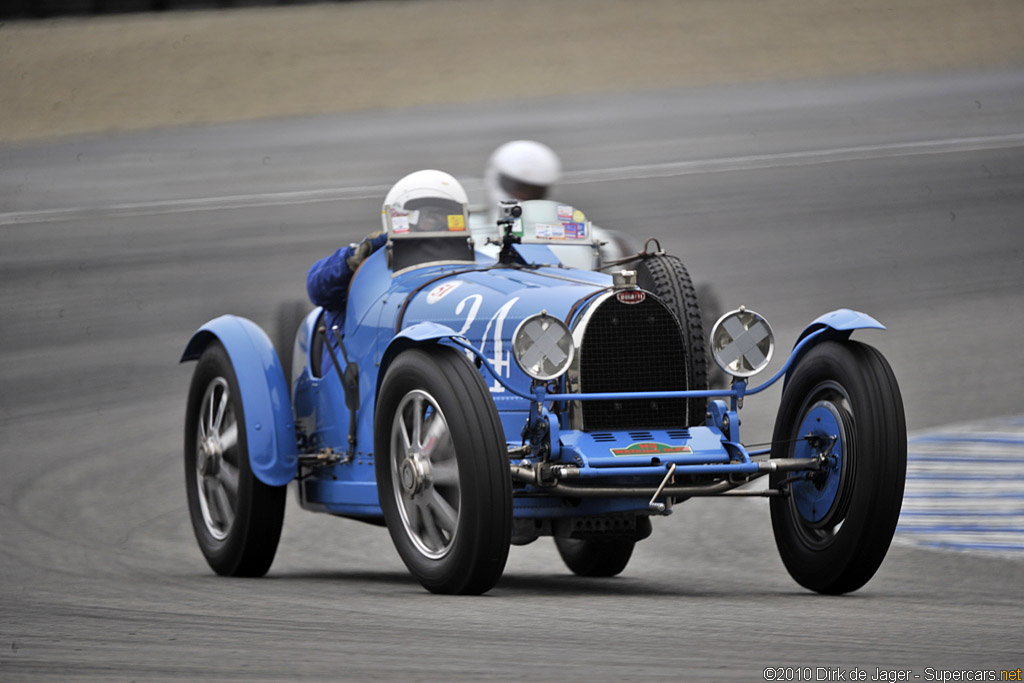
[[566, 291, 618, 430]]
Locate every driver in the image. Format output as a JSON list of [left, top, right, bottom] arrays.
[[306, 169, 470, 331]]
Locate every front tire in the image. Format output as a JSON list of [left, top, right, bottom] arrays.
[[184, 342, 286, 577], [769, 340, 906, 594], [374, 346, 512, 595]]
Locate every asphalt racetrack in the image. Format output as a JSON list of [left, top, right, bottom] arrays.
[[2, 70, 1023, 679]]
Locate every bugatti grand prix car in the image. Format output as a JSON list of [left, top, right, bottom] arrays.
[[181, 199, 906, 595]]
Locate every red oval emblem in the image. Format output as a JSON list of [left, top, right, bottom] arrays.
[[616, 290, 646, 305]]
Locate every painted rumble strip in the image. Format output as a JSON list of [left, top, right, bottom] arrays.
[[895, 416, 1024, 559]]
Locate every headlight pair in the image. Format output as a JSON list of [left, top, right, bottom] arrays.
[[512, 306, 777, 383]]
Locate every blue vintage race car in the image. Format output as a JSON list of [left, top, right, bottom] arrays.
[[181, 196, 906, 595]]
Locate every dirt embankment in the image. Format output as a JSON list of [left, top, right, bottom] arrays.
[[2, 0, 1023, 144]]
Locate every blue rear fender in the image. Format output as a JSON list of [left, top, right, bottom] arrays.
[[181, 315, 298, 486], [785, 308, 886, 387]]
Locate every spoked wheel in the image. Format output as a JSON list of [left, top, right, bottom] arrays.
[[769, 340, 906, 594], [375, 346, 512, 595], [184, 342, 286, 577], [635, 254, 708, 426], [554, 536, 635, 577], [390, 389, 462, 560]]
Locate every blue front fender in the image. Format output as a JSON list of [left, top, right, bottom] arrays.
[[797, 308, 886, 341], [785, 308, 886, 387], [375, 321, 463, 398], [181, 315, 298, 486]]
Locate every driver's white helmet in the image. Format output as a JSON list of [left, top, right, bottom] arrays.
[[484, 140, 561, 207], [381, 169, 469, 234]]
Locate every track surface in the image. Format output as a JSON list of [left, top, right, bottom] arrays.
[[1, 71, 1023, 679]]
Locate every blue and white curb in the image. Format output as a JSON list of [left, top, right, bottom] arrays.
[[895, 415, 1024, 558]]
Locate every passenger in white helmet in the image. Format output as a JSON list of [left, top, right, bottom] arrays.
[[483, 140, 562, 223], [473, 139, 640, 271]]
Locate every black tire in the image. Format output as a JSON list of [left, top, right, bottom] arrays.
[[274, 300, 311, 389], [769, 340, 906, 594], [635, 254, 709, 426], [554, 536, 635, 577], [695, 282, 728, 389], [184, 342, 286, 577], [374, 346, 512, 595]]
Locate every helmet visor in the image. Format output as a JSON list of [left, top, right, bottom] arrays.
[[498, 173, 549, 201]]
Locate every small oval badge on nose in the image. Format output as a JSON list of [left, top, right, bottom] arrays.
[[616, 290, 646, 305]]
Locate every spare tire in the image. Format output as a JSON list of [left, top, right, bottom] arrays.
[[634, 254, 709, 427]]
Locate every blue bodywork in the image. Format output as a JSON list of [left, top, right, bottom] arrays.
[[182, 235, 886, 521]]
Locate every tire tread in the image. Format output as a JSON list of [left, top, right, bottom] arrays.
[[635, 254, 709, 426]]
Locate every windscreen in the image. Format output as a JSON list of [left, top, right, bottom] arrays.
[[509, 200, 596, 245], [387, 198, 467, 235]]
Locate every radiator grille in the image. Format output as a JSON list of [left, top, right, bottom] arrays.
[[578, 295, 689, 430]]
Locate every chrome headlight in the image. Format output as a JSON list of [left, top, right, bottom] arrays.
[[512, 312, 575, 381], [710, 307, 775, 378]]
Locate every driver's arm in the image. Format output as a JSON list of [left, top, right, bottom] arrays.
[[306, 231, 386, 310]]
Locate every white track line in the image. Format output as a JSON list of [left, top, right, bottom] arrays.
[[3, 133, 1023, 227]]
